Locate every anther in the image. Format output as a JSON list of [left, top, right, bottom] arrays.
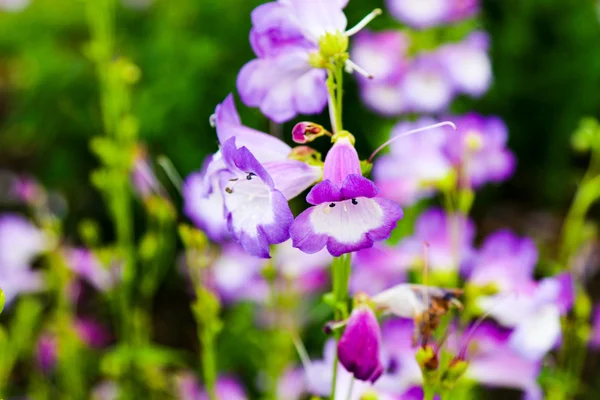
[[351, 198, 358, 205], [225, 187, 233, 194], [246, 172, 256, 180], [329, 203, 336, 208]]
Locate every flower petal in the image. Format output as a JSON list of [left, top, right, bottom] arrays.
[[290, 197, 402, 256], [306, 179, 343, 205], [215, 94, 291, 162], [340, 174, 379, 199], [264, 159, 322, 200], [338, 306, 384, 383]]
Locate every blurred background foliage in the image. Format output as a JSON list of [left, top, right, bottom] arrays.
[[2, 0, 600, 225]]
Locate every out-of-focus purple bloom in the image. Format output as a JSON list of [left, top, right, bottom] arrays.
[[398, 208, 475, 274], [291, 137, 403, 256], [91, 381, 118, 400], [273, 239, 331, 293], [350, 243, 410, 295], [351, 30, 409, 84], [338, 304, 384, 383], [277, 368, 307, 400], [387, 0, 479, 28], [464, 322, 543, 400], [351, 30, 411, 115], [377, 319, 422, 393], [470, 231, 574, 360], [131, 147, 164, 200], [444, 113, 516, 188], [0, 0, 29, 12], [0, 214, 49, 304], [439, 32, 491, 97], [65, 248, 118, 292], [209, 243, 269, 303], [36, 333, 57, 374], [374, 119, 453, 206], [590, 306, 600, 349], [0, 170, 43, 206], [176, 372, 247, 400], [402, 53, 454, 113], [508, 273, 574, 360], [74, 318, 112, 348], [238, 0, 349, 122], [36, 319, 111, 374]]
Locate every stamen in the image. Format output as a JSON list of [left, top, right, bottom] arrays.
[[329, 203, 336, 208], [246, 172, 256, 180], [345, 59, 373, 79], [351, 198, 358, 205], [208, 113, 216, 128], [345, 8, 382, 37], [367, 121, 457, 164]]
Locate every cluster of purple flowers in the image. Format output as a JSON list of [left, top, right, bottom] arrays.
[[352, 0, 490, 116], [318, 207, 574, 399], [183, 94, 405, 259], [374, 114, 515, 205]]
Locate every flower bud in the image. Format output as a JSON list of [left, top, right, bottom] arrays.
[[337, 304, 383, 383], [323, 133, 360, 187], [292, 122, 329, 144]]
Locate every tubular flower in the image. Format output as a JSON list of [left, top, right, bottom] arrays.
[[337, 301, 384, 383], [217, 137, 294, 258], [290, 135, 403, 256], [184, 95, 322, 256], [238, 0, 378, 122]]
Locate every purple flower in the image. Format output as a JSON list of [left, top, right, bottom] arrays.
[[74, 318, 112, 348], [398, 208, 475, 274], [277, 368, 308, 400], [469, 231, 573, 360], [338, 304, 384, 383], [65, 248, 119, 292], [238, 0, 349, 122], [183, 160, 230, 242], [176, 372, 247, 400], [214, 94, 292, 163], [350, 243, 410, 296], [0, 214, 49, 304], [402, 53, 454, 113], [374, 119, 453, 206], [217, 137, 294, 258], [591, 305, 600, 349], [0, 0, 29, 12], [208, 243, 269, 303], [387, 0, 479, 28], [444, 113, 516, 188], [464, 322, 543, 400], [36, 319, 111, 374], [131, 146, 164, 199], [36, 333, 57, 374], [508, 273, 574, 360], [387, 0, 451, 28], [439, 32, 491, 97], [186, 95, 321, 256], [351, 30, 409, 84], [291, 136, 403, 256]]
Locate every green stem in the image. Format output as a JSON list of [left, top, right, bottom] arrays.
[[330, 254, 351, 400]]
